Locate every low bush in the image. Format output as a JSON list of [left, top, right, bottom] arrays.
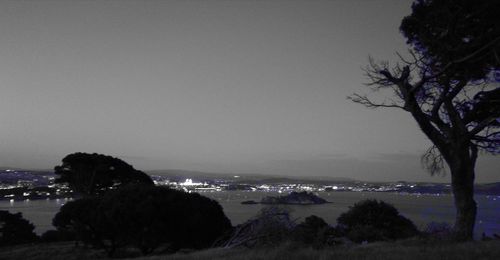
[[0, 210, 38, 246], [220, 206, 295, 248], [337, 199, 419, 243], [292, 215, 339, 248]]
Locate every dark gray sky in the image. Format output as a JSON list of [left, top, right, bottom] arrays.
[[0, 0, 498, 182]]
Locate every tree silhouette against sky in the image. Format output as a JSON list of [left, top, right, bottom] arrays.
[[349, 0, 499, 240], [54, 152, 154, 197]]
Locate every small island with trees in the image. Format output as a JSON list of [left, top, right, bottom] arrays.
[[241, 191, 329, 205]]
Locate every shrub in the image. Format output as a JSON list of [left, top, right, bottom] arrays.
[[53, 185, 232, 255], [54, 152, 154, 196], [337, 199, 419, 243], [220, 206, 295, 248], [0, 210, 38, 246], [292, 215, 339, 248]]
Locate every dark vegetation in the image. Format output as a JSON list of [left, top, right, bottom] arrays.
[[219, 206, 295, 248], [220, 200, 420, 250], [291, 215, 341, 248], [54, 152, 154, 197], [50, 184, 232, 256], [0, 210, 38, 246], [349, 0, 500, 240], [37, 153, 233, 256], [260, 191, 328, 205], [337, 200, 419, 243]]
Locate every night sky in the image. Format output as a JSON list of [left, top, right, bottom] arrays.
[[1, 0, 498, 182]]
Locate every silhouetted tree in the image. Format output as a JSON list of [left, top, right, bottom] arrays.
[[53, 185, 232, 255], [95, 185, 232, 254], [0, 210, 38, 246], [54, 153, 153, 196], [337, 200, 418, 243], [349, 0, 499, 240]]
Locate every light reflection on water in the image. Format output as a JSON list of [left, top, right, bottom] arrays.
[[0, 192, 498, 238]]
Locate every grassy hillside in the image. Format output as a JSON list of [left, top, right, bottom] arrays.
[[1, 239, 500, 260]]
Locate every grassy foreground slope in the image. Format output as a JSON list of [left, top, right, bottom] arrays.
[[159, 240, 500, 260], [1, 240, 500, 260]]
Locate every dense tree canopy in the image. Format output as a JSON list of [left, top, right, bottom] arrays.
[[54, 153, 154, 196], [399, 0, 500, 155], [53, 185, 232, 255], [349, 0, 499, 240], [400, 0, 500, 81]]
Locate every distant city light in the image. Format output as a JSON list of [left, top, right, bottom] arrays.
[[180, 178, 203, 186]]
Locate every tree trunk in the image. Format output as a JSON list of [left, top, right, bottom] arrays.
[[448, 144, 478, 241]]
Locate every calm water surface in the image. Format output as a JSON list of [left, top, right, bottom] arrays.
[[1, 192, 499, 238]]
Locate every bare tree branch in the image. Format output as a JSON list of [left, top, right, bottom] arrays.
[[468, 116, 500, 138], [347, 93, 406, 110], [421, 146, 446, 176]]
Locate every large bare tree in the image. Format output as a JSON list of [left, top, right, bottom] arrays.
[[349, 0, 499, 240]]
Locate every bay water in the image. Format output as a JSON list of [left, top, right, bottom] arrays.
[[1, 191, 499, 238]]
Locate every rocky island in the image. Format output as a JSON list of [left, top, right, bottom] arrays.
[[241, 200, 259, 205], [259, 191, 328, 205]]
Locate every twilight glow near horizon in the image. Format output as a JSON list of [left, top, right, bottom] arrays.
[[0, 0, 498, 182]]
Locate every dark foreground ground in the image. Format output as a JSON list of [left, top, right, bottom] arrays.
[[1, 239, 500, 260]]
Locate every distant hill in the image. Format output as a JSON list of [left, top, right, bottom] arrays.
[[0, 169, 54, 186], [476, 182, 500, 196], [146, 169, 356, 184]]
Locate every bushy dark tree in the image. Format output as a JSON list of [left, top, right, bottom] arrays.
[[52, 197, 102, 246], [54, 153, 154, 196], [292, 215, 338, 248], [97, 185, 232, 254], [400, 0, 500, 81], [349, 0, 499, 240], [53, 185, 232, 255], [0, 210, 38, 246], [337, 200, 418, 243]]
